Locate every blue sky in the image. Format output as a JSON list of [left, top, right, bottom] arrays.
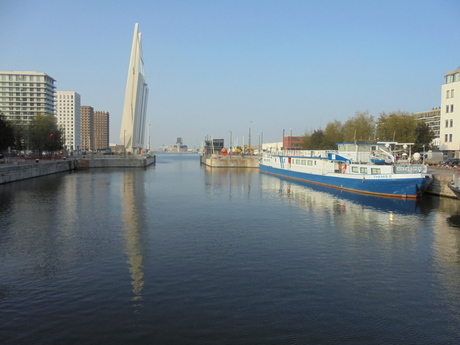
[[1, 0, 460, 149]]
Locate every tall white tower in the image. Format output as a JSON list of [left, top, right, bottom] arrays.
[[56, 91, 81, 152], [120, 23, 149, 154]]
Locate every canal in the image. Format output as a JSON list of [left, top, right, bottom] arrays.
[[1, 153, 460, 344]]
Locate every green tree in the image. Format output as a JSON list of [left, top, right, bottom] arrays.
[[376, 111, 416, 143], [343, 111, 375, 142], [29, 114, 63, 157], [301, 130, 312, 149], [310, 129, 325, 149], [413, 121, 435, 152], [322, 120, 344, 149], [0, 114, 15, 152]]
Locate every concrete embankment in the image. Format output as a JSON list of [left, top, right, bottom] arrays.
[[200, 154, 259, 168], [78, 156, 156, 168], [0, 155, 156, 185], [0, 159, 78, 184], [427, 167, 459, 199]]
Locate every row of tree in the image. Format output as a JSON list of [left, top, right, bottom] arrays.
[[301, 111, 435, 153], [0, 113, 64, 157]]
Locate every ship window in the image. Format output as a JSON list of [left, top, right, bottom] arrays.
[[307, 160, 313, 166], [360, 167, 368, 174], [301, 160, 306, 165], [371, 168, 381, 174], [352, 166, 359, 173]]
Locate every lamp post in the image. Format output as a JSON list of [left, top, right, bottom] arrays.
[[229, 131, 232, 153]]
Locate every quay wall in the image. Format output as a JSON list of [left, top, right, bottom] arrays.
[[200, 154, 259, 168], [427, 167, 459, 199], [79, 156, 156, 168], [0, 159, 78, 184], [0, 156, 155, 185]]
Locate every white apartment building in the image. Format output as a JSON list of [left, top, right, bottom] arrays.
[[56, 91, 81, 151], [0, 71, 56, 124], [414, 108, 441, 147], [439, 67, 460, 157]]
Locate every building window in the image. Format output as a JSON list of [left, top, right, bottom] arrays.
[[451, 104, 454, 112], [446, 120, 449, 127], [446, 105, 449, 113], [450, 134, 453, 142], [450, 119, 453, 127], [445, 134, 448, 142], [447, 90, 450, 98], [452, 89, 455, 98]]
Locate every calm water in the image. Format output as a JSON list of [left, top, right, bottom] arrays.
[[1, 153, 460, 344]]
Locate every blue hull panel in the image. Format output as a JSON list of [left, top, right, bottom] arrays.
[[260, 164, 430, 198]]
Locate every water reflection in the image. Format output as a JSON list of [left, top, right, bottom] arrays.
[[0, 174, 67, 279], [260, 173, 460, 337], [204, 166, 259, 199], [428, 197, 460, 329], [121, 171, 147, 306]]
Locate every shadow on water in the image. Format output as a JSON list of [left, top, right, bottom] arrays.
[[447, 213, 460, 228]]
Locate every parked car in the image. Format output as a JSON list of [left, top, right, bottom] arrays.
[[440, 159, 460, 167]]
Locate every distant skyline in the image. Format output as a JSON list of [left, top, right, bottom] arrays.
[[1, 0, 460, 149]]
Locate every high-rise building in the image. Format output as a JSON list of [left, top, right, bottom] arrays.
[[80, 106, 94, 151], [56, 91, 81, 151], [439, 67, 460, 156], [0, 71, 56, 124], [94, 111, 109, 150]]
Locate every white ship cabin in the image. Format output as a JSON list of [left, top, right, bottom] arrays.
[[336, 142, 394, 164]]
